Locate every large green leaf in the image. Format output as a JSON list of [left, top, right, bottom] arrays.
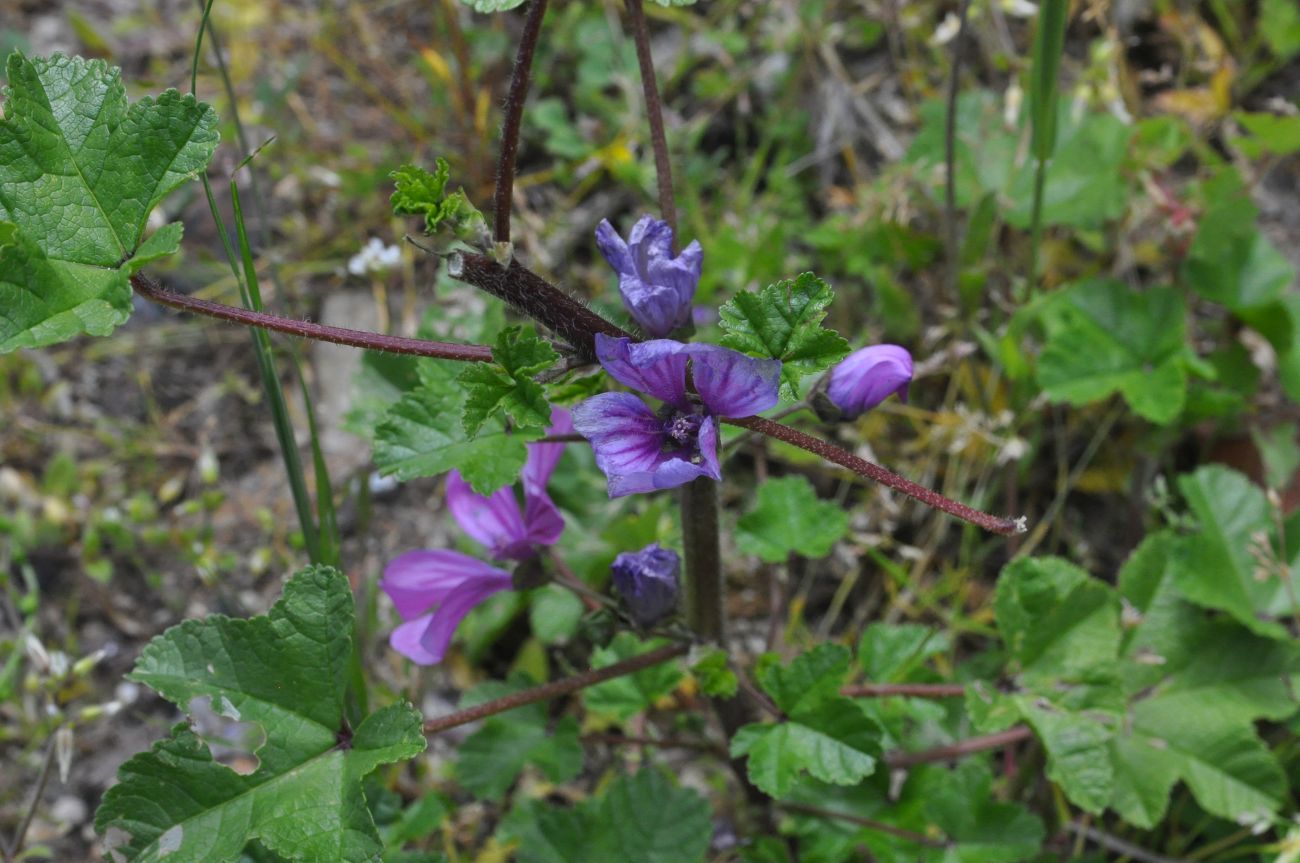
[[1037, 280, 1188, 424], [923, 762, 1045, 863], [735, 476, 851, 564], [94, 567, 427, 862], [0, 52, 218, 351]]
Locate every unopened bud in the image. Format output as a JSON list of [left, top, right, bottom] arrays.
[[610, 543, 680, 628]]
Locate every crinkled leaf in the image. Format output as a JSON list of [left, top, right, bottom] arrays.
[[458, 325, 557, 436], [457, 715, 580, 801], [730, 699, 881, 799], [736, 476, 850, 564], [94, 567, 427, 862], [503, 770, 710, 863], [690, 648, 738, 698], [719, 272, 850, 398], [755, 644, 852, 716], [389, 159, 486, 248], [1172, 465, 1300, 638], [373, 363, 535, 494], [0, 52, 218, 352], [857, 622, 949, 683], [582, 634, 683, 722], [923, 762, 1046, 863], [1037, 280, 1188, 424]]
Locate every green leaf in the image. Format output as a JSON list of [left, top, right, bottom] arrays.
[[1260, 0, 1300, 60], [504, 770, 711, 863], [923, 762, 1045, 863], [1037, 279, 1188, 424], [731, 646, 882, 798], [857, 623, 949, 683], [582, 634, 683, 722], [373, 364, 535, 495], [0, 52, 218, 352], [1231, 112, 1300, 158], [458, 326, 557, 436], [94, 567, 426, 862], [1170, 466, 1300, 638], [460, 0, 526, 11], [718, 272, 850, 398], [730, 700, 881, 799], [690, 648, 739, 698], [456, 701, 580, 800], [735, 476, 850, 563], [1028, 0, 1069, 161], [389, 159, 486, 248]]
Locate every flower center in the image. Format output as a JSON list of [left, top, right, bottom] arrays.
[[665, 410, 703, 446]]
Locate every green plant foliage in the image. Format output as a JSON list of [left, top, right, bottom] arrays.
[[857, 622, 950, 683], [455, 677, 582, 801], [718, 272, 850, 399], [1028, 0, 1069, 162], [736, 476, 850, 563], [390, 159, 487, 248], [690, 647, 738, 698], [458, 325, 557, 436], [921, 762, 1046, 863], [1037, 279, 1190, 424], [503, 770, 711, 863], [94, 566, 427, 862], [582, 633, 684, 722], [973, 541, 1298, 829], [730, 645, 882, 798], [460, 0, 525, 12], [374, 362, 538, 494], [0, 52, 218, 352]]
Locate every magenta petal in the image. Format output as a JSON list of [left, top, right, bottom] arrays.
[[381, 550, 509, 620], [522, 492, 565, 550], [826, 344, 913, 419], [445, 471, 527, 558], [696, 416, 722, 481], [416, 572, 513, 664], [390, 614, 440, 665], [522, 406, 573, 497], [688, 345, 781, 418], [595, 219, 633, 274], [594, 334, 690, 409], [607, 458, 713, 497]]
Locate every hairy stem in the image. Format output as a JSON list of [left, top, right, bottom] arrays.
[[422, 642, 686, 735], [130, 273, 493, 362], [724, 415, 1024, 535], [493, 0, 550, 244], [624, 0, 677, 237], [681, 478, 723, 639], [842, 682, 967, 698], [447, 252, 630, 357], [884, 725, 1032, 768]]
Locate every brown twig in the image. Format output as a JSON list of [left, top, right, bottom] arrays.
[[3, 726, 61, 863], [422, 642, 687, 735], [131, 273, 493, 362], [842, 682, 967, 698], [624, 0, 677, 237], [492, 0, 549, 244], [884, 725, 1032, 768], [582, 733, 727, 756], [778, 802, 947, 848], [723, 416, 1024, 536], [1063, 822, 1187, 863]]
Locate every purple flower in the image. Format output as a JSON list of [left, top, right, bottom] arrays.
[[572, 334, 780, 497], [610, 543, 680, 627], [596, 216, 703, 338], [381, 408, 571, 665], [825, 345, 913, 419]]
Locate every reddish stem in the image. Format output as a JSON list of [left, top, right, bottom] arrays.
[[884, 725, 1033, 768], [492, 0, 550, 244], [131, 273, 493, 362], [422, 643, 687, 735], [724, 415, 1024, 536], [778, 802, 947, 848], [624, 0, 677, 238]]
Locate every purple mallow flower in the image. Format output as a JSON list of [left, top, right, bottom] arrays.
[[572, 334, 780, 497], [596, 216, 703, 338], [381, 408, 571, 665], [825, 345, 913, 419], [611, 543, 680, 627]]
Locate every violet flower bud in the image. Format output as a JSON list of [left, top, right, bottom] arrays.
[[595, 216, 703, 338], [821, 344, 913, 420], [610, 543, 681, 627]]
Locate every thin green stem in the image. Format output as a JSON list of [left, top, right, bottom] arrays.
[[1027, 156, 1047, 297]]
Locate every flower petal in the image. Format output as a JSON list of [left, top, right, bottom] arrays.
[[644, 237, 702, 311], [607, 457, 714, 497], [445, 471, 527, 558], [688, 345, 781, 418], [595, 334, 690, 408], [572, 392, 668, 477], [415, 572, 513, 665], [696, 416, 722, 481], [381, 550, 509, 620], [826, 344, 913, 419], [595, 219, 633, 275], [522, 493, 566, 549], [389, 614, 440, 665], [618, 276, 685, 338], [522, 406, 572, 497]]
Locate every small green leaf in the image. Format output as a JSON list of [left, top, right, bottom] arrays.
[[719, 272, 850, 398], [923, 762, 1046, 862], [857, 623, 949, 683], [374, 364, 536, 495], [1037, 279, 1188, 424], [755, 644, 852, 715], [690, 648, 738, 698], [390, 159, 486, 248], [94, 567, 426, 862], [458, 326, 557, 436], [583, 634, 683, 722], [736, 476, 850, 563], [0, 52, 218, 352], [730, 700, 881, 799], [456, 689, 580, 801]]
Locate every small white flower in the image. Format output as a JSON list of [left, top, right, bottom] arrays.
[[932, 12, 962, 45], [347, 237, 402, 276]]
